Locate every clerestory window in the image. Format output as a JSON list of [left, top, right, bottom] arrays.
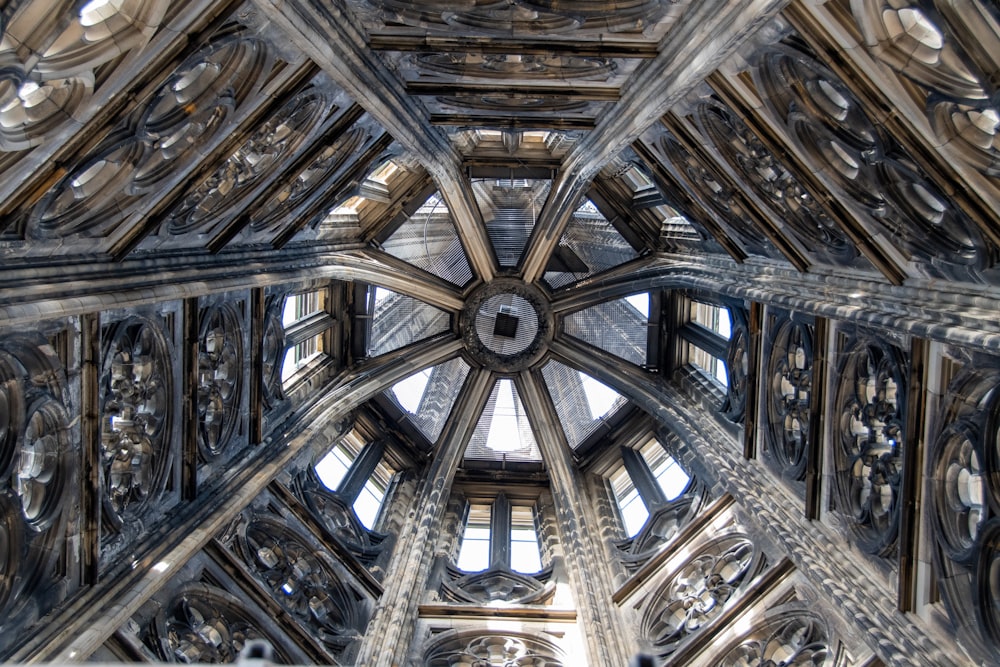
[[681, 300, 732, 386], [456, 494, 543, 574], [314, 430, 396, 530], [610, 438, 691, 537], [281, 287, 335, 384]]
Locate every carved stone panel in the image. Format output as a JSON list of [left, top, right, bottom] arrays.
[[764, 314, 814, 482]]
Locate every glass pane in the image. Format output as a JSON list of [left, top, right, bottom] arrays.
[[314, 443, 355, 491]]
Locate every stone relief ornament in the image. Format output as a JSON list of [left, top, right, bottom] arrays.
[[26, 28, 271, 239], [752, 40, 985, 279], [851, 1, 1000, 177], [197, 304, 243, 460], [696, 98, 857, 265], [144, 583, 292, 664], [723, 307, 750, 423], [929, 364, 1000, 658], [641, 534, 760, 659], [0, 338, 73, 628], [100, 316, 171, 532], [717, 607, 831, 667], [166, 88, 327, 236], [0, 0, 169, 151], [424, 630, 566, 667], [234, 516, 369, 654], [765, 316, 814, 482], [833, 337, 907, 557]]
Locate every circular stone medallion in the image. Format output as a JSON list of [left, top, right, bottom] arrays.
[[461, 279, 552, 373]]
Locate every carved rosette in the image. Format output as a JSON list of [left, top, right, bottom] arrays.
[[696, 98, 857, 265], [197, 304, 243, 460], [424, 630, 566, 667], [641, 534, 760, 658], [752, 41, 985, 279], [261, 295, 286, 412], [723, 308, 750, 423], [764, 317, 814, 481], [166, 88, 327, 236], [929, 365, 1000, 657], [851, 1, 1000, 178], [833, 338, 907, 557], [100, 317, 171, 532], [0, 339, 72, 622], [716, 607, 831, 666], [0, 1, 170, 152], [234, 516, 368, 654], [145, 583, 292, 663], [26, 28, 271, 239]]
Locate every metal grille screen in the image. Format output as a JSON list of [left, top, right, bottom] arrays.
[[382, 192, 474, 286], [474, 179, 552, 268], [465, 378, 542, 463], [544, 200, 638, 289], [564, 297, 648, 366], [386, 357, 470, 444], [541, 360, 628, 449], [368, 289, 450, 357]]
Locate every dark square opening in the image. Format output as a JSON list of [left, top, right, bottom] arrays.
[[493, 312, 519, 339]]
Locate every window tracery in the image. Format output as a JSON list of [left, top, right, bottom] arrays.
[[716, 606, 832, 666], [832, 335, 907, 557], [423, 629, 566, 667], [929, 363, 1000, 659], [0, 337, 73, 639], [764, 314, 814, 482], [197, 303, 243, 460], [640, 534, 761, 660]]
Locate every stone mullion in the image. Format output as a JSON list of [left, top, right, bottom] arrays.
[[16, 333, 462, 663], [620, 445, 668, 509], [337, 439, 386, 503], [744, 300, 763, 459], [181, 297, 200, 501], [897, 337, 929, 612], [550, 335, 958, 667], [516, 370, 633, 667], [805, 316, 829, 519], [80, 311, 101, 586], [355, 367, 493, 667], [491, 492, 512, 570], [249, 288, 265, 445]]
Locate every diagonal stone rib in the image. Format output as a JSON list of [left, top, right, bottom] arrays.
[[520, 0, 790, 283], [256, 0, 497, 281], [332, 248, 465, 313]]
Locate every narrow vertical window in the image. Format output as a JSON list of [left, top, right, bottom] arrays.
[[457, 503, 492, 572]]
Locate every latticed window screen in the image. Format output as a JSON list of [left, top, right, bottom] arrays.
[[473, 179, 551, 268], [367, 287, 450, 357], [545, 199, 639, 288], [464, 379, 542, 463], [564, 296, 648, 366], [387, 357, 471, 444], [541, 361, 627, 448], [381, 192, 474, 286]]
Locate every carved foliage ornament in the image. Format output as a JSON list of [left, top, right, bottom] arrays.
[[717, 607, 831, 666], [235, 516, 368, 653], [100, 317, 171, 531], [0, 339, 71, 619], [145, 583, 291, 664], [26, 28, 271, 240], [261, 295, 286, 412], [0, 0, 170, 151], [695, 98, 856, 265], [752, 42, 984, 277], [851, 1, 1000, 177], [765, 316, 814, 481], [929, 365, 1000, 656], [833, 337, 907, 557], [424, 630, 566, 667], [372, 0, 670, 35], [197, 304, 243, 460], [641, 534, 759, 658]]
